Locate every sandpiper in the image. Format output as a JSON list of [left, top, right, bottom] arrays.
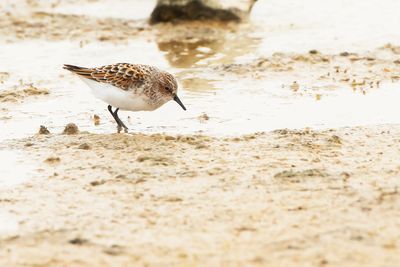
[[63, 63, 186, 133]]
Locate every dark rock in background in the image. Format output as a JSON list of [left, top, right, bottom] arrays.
[[150, 0, 257, 23]]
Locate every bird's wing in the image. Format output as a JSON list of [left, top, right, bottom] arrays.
[[63, 63, 149, 91]]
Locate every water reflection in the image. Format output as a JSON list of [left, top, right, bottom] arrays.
[[155, 23, 260, 68], [156, 22, 261, 98], [158, 39, 223, 68], [179, 76, 220, 95]]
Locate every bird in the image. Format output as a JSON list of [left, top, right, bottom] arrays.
[[63, 63, 186, 133]]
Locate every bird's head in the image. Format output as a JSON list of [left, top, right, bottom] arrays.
[[158, 71, 186, 111]]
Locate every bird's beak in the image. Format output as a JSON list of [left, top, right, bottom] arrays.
[[173, 95, 186, 111]]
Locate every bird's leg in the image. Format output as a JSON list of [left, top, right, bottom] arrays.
[[107, 105, 122, 133], [113, 108, 129, 133]]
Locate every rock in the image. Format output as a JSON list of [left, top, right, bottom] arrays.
[[44, 156, 60, 164], [93, 114, 100, 125], [63, 123, 79, 135], [68, 238, 88, 245], [78, 143, 91, 150], [38, 125, 50, 135], [150, 0, 257, 23], [328, 135, 342, 144], [198, 113, 210, 123], [90, 180, 106, 186]]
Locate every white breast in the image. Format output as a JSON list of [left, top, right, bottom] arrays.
[[80, 78, 157, 111]]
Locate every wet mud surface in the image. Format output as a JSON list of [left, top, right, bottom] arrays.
[[216, 45, 400, 92], [0, 84, 49, 103], [0, 11, 150, 43]]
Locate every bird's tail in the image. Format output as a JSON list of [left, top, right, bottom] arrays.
[[63, 64, 86, 73], [63, 64, 94, 79]]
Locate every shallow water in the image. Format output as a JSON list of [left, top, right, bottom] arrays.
[[0, 0, 400, 142]]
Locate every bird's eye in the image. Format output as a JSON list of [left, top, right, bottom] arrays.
[[165, 87, 172, 92]]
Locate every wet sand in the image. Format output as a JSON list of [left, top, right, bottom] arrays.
[[1, 0, 400, 266], [1, 126, 400, 266]]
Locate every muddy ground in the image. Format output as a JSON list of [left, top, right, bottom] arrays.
[[1, 0, 400, 266], [1, 126, 400, 266]]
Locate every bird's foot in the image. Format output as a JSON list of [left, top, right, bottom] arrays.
[[117, 125, 128, 133]]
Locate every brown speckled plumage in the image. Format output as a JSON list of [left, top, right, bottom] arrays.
[[63, 62, 186, 133], [65, 63, 163, 90]]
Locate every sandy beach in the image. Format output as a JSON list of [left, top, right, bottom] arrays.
[[1, 126, 400, 266], [1, 0, 400, 266]]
